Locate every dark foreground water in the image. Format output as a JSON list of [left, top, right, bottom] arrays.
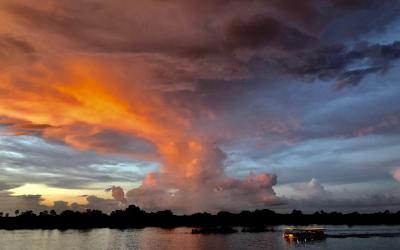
[[1, 226, 400, 250]]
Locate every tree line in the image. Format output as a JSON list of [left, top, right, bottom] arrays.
[[0, 205, 399, 229]]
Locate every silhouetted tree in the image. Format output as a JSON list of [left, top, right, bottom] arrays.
[[291, 209, 303, 216], [0, 206, 399, 229]]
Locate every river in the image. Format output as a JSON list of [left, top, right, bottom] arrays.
[[1, 225, 399, 250]]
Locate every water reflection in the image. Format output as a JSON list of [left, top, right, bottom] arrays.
[[283, 237, 328, 249], [134, 228, 238, 250], [0, 226, 399, 250]]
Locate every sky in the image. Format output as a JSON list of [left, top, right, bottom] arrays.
[[0, 0, 400, 214]]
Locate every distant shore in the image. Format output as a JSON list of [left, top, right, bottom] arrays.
[[0, 205, 399, 230]]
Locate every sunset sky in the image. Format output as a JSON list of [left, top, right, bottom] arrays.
[[1, 0, 400, 214]]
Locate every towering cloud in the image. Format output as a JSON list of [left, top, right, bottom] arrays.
[[0, 56, 279, 212]]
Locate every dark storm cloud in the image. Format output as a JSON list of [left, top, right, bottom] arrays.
[[330, 0, 376, 9], [281, 41, 400, 88], [3, 0, 397, 55], [2, 0, 399, 90], [224, 15, 316, 51]]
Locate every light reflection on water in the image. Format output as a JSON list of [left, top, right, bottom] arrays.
[[0, 226, 400, 250]]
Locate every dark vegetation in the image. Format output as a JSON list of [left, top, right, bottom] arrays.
[[0, 206, 399, 229]]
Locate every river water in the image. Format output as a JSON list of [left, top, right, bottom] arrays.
[[0, 225, 399, 250]]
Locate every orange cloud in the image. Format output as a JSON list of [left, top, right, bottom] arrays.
[[0, 54, 279, 212]]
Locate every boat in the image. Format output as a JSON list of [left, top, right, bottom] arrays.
[[283, 228, 325, 241]]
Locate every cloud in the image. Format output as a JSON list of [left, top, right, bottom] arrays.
[[42, 123, 158, 158], [3, 1, 219, 56], [0, 52, 281, 212], [125, 172, 280, 213], [215, 173, 281, 210], [0, 36, 35, 69], [284, 191, 400, 213], [0, 191, 47, 214], [0, 182, 17, 191], [393, 168, 400, 182], [1, 0, 398, 89], [224, 15, 315, 51], [0, 35, 34, 57], [330, 0, 376, 9], [0, 135, 150, 190], [290, 178, 332, 200], [122, 140, 280, 213], [105, 186, 127, 204], [280, 41, 400, 88], [52, 200, 69, 212], [73, 195, 126, 214], [0, 191, 125, 214], [277, 178, 400, 212], [0, 117, 54, 136]]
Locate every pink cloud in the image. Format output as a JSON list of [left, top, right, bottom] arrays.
[[393, 168, 400, 182]]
